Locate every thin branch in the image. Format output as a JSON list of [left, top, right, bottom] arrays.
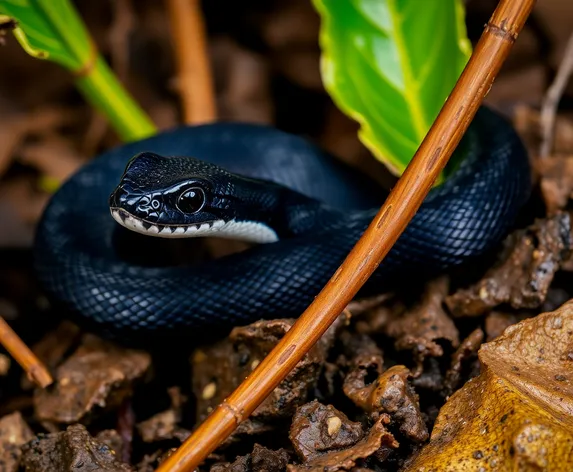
[[157, 0, 536, 470], [108, 0, 134, 82], [0, 317, 53, 388], [166, 0, 216, 124], [539, 32, 573, 158]]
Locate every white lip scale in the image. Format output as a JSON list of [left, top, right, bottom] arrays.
[[110, 208, 278, 243]]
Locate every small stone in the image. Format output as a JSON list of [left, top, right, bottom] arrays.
[[202, 382, 217, 400], [327, 416, 342, 436], [479, 286, 489, 300]]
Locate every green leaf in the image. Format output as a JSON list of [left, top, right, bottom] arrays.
[[313, 0, 472, 176], [0, 0, 91, 69], [0, 0, 156, 142]]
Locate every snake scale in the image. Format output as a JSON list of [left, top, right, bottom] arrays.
[[34, 107, 531, 338]]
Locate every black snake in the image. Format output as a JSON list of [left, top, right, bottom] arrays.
[[34, 107, 531, 337]]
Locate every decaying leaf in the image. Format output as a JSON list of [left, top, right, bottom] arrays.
[[446, 214, 572, 317], [442, 328, 484, 397], [288, 404, 398, 472], [341, 331, 385, 410], [21, 321, 81, 391], [20, 424, 133, 471], [193, 316, 346, 427], [289, 400, 364, 462], [353, 301, 395, 336], [210, 444, 291, 472], [136, 387, 190, 444], [34, 334, 151, 423], [404, 301, 573, 471], [366, 366, 428, 443], [384, 277, 459, 375]]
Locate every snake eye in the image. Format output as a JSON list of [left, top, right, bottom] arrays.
[[177, 188, 205, 214]]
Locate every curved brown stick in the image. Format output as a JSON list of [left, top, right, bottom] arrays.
[[166, 0, 216, 124], [0, 317, 53, 388], [157, 0, 536, 470]]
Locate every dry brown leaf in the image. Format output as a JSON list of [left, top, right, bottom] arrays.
[[288, 413, 398, 472], [365, 366, 428, 443], [385, 277, 459, 375], [404, 301, 573, 471], [289, 400, 364, 462], [21, 321, 81, 391], [34, 334, 151, 423], [340, 331, 384, 410], [442, 328, 484, 397], [446, 214, 572, 317]]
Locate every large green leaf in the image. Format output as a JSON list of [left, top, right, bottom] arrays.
[[0, 0, 91, 69], [313, 0, 471, 176], [0, 0, 156, 142]]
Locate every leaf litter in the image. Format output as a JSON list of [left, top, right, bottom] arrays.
[[405, 302, 573, 471]]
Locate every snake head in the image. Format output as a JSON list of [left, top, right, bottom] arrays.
[[109, 152, 282, 242]]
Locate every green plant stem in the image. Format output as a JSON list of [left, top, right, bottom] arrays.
[[74, 56, 157, 142]]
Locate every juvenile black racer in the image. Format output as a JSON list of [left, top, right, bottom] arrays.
[[34, 107, 531, 337]]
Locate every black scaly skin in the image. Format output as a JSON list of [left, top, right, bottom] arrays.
[[34, 107, 531, 338]]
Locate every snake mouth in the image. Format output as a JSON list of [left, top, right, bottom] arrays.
[[111, 208, 279, 243], [110, 208, 225, 239]]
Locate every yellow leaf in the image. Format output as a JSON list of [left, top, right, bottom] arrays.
[[405, 302, 573, 471]]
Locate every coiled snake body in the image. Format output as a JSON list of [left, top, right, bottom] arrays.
[[35, 108, 531, 337]]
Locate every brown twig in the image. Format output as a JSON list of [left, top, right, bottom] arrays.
[[0, 317, 53, 388], [157, 1, 536, 470], [108, 0, 134, 82], [166, 0, 217, 124], [539, 32, 573, 158]]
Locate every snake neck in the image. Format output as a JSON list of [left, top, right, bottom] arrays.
[[218, 176, 343, 241]]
